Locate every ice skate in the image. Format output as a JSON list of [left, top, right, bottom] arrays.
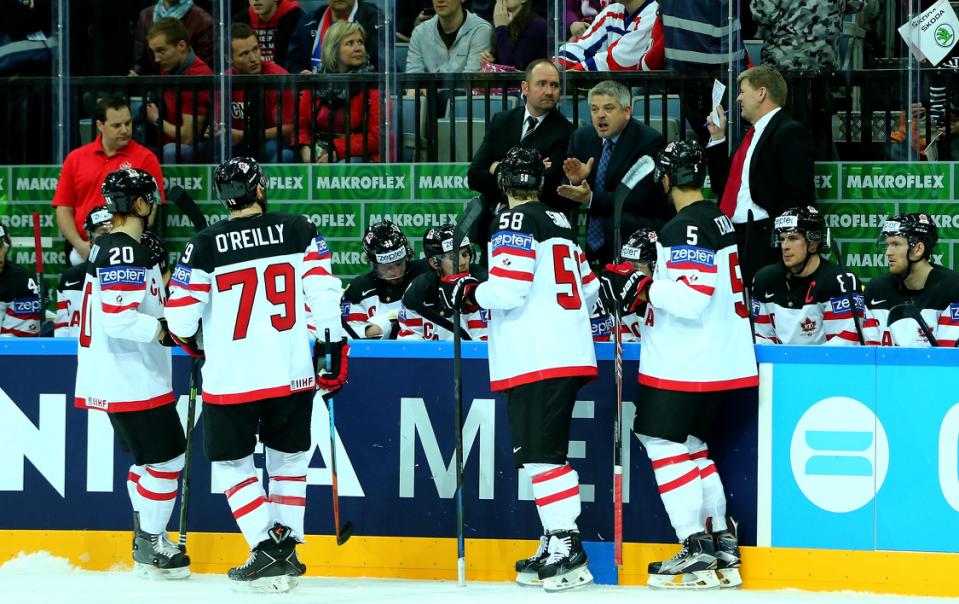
[[515, 534, 549, 586], [537, 531, 593, 592], [646, 532, 719, 589], [713, 516, 741, 588], [132, 531, 191, 580], [228, 524, 304, 593]]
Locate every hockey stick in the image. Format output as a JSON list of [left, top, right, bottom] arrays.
[[826, 229, 866, 345], [743, 210, 756, 343], [167, 185, 208, 232], [323, 328, 353, 545], [888, 303, 939, 347], [177, 358, 199, 550], [610, 155, 655, 570], [31, 211, 49, 336], [450, 196, 484, 587]]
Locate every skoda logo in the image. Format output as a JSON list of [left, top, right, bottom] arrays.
[[790, 397, 889, 513], [936, 24, 955, 48]]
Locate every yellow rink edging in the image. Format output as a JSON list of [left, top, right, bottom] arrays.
[[1, 531, 957, 597]]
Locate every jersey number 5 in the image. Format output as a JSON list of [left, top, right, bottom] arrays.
[[216, 263, 296, 340], [729, 252, 749, 318], [553, 247, 582, 310]]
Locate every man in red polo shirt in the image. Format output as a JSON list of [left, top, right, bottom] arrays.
[[145, 17, 213, 163], [227, 23, 295, 163], [53, 94, 165, 262]]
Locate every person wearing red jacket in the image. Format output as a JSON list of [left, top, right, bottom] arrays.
[[297, 21, 380, 163], [235, 0, 304, 68]]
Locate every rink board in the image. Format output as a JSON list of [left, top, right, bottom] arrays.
[[2, 340, 959, 595]]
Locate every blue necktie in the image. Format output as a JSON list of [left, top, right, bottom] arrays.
[[588, 139, 615, 252]]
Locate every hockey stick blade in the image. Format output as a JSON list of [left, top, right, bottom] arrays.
[[620, 155, 657, 192], [336, 521, 354, 545], [888, 303, 939, 346], [167, 185, 208, 230]]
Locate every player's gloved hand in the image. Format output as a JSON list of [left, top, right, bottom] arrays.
[[170, 327, 205, 358], [367, 310, 399, 339], [439, 273, 480, 313], [600, 262, 651, 314], [140, 231, 169, 273], [157, 317, 178, 347], [316, 337, 350, 394]]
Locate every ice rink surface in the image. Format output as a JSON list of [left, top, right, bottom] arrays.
[[1, 552, 955, 604]]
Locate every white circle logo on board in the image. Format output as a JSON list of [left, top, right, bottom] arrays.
[[790, 396, 889, 513]]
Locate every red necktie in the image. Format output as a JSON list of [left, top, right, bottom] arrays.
[[719, 127, 755, 218]]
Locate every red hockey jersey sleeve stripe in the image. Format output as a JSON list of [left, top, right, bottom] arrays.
[[679, 277, 715, 296], [171, 282, 211, 292], [304, 266, 332, 278], [102, 301, 140, 314], [493, 247, 536, 259], [101, 282, 145, 292], [667, 261, 718, 274], [164, 295, 202, 308], [347, 312, 368, 322], [490, 267, 534, 281]]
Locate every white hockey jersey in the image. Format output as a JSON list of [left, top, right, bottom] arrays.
[[165, 212, 344, 405], [751, 259, 866, 346], [640, 201, 757, 391], [556, 1, 664, 71], [74, 232, 173, 412], [475, 203, 599, 392], [0, 262, 41, 337], [398, 268, 489, 341], [862, 266, 959, 347], [341, 259, 430, 339], [55, 263, 86, 338]]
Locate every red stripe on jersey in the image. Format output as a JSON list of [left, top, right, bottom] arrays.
[[467, 320, 486, 328], [700, 463, 717, 479], [490, 365, 598, 392], [667, 262, 718, 274], [172, 282, 211, 292], [402, 317, 423, 327], [939, 339, 958, 347], [2, 327, 36, 336], [165, 295, 201, 308], [939, 315, 959, 326], [101, 283, 145, 292], [754, 314, 772, 324], [863, 318, 880, 328], [536, 485, 580, 507], [137, 482, 178, 501], [304, 251, 323, 261], [690, 450, 709, 460], [658, 467, 700, 494], [146, 466, 181, 480], [755, 334, 780, 344], [583, 10, 626, 40], [53, 322, 68, 329], [128, 472, 141, 484], [233, 496, 267, 520], [826, 331, 860, 342], [56, 301, 68, 310], [651, 453, 691, 469], [531, 464, 572, 484], [397, 329, 418, 337], [678, 277, 714, 296], [639, 373, 759, 392], [270, 475, 307, 482], [102, 302, 140, 314], [493, 247, 535, 259], [490, 266, 534, 282], [304, 266, 332, 278], [74, 391, 175, 412], [346, 313, 368, 322], [203, 383, 311, 405], [268, 495, 307, 507], [582, 271, 597, 284], [224, 476, 260, 498]]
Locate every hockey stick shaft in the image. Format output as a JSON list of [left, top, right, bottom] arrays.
[[323, 329, 353, 545], [743, 211, 756, 343], [889, 303, 939, 347], [178, 358, 198, 547], [32, 212, 46, 336], [827, 230, 866, 345]]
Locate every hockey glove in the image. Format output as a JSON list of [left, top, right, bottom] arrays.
[[367, 310, 399, 339], [157, 318, 177, 347], [439, 273, 480, 314], [600, 262, 652, 314], [170, 328, 205, 358], [140, 231, 169, 273], [316, 337, 350, 393]]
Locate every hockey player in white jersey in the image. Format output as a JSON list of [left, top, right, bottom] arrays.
[[0, 224, 43, 337], [164, 157, 349, 592], [73, 168, 189, 579], [398, 224, 488, 341], [600, 140, 756, 589], [55, 207, 112, 337], [439, 147, 599, 592], [752, 206, 866, 345], [864, 214, 959, 347], [341, 220, 429, 339]]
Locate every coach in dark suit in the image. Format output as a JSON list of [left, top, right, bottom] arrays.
[[468, 59, 574, 249], [706, 66, 815, 286], [557, 80, 671, 265]]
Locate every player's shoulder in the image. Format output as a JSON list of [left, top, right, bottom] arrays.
[[752, 262, 785, 294], [928, 265, 959, 299], [0, 263, 32, 299], [407, 258, 432, 280], [659, 201, 725, 247], [90, 232, 150, 268], [402, 270, 438, 310], [343, 272, 378, 303], [494, 202, 573, 244], [58, 263, 87, 290], [864, 273, 898, 302]]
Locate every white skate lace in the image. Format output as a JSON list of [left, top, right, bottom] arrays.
[[544, 534, 572, 565], [669, 544, 689, 562], [151, 534, 182, 559], [528, 535, 548, 562]]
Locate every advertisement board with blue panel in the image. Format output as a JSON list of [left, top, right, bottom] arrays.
[[761, 346, 879, 551], [875, 348, 959, 553]]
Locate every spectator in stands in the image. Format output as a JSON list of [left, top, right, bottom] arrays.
[[566, 0, 610, 39], [286, 0, 383, 74], [144, 17, 213, 163], [235, 0, 304, 68], [478, 0, 547, 71], [53, 94, 165, 262], [706, 65, 815, 287], [396, 1, 432, 43], [406, 0, 493, 73], [558, 80, 671, 264], [468, 58, 574, 248], [228, 23, 295, 163], [555, 0, 664, 71], [131, 0, 214, 75], [751, 0, 864, 72], [297, 21, 380, 164]]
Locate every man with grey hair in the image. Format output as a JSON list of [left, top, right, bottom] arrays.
[[558, 80, 671, 264]]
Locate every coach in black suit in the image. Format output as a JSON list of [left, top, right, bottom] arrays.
[[468, 59, 574, 249], [706, 66, 815, 286], [557, 80, 671, 265]]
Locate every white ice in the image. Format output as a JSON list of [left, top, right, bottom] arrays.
[[0, 552, 955, 604]]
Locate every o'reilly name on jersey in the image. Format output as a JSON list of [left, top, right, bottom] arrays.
[[368, 213, 457, 228], [846, 173, 945, 189], [214, 223, 285, 252]]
